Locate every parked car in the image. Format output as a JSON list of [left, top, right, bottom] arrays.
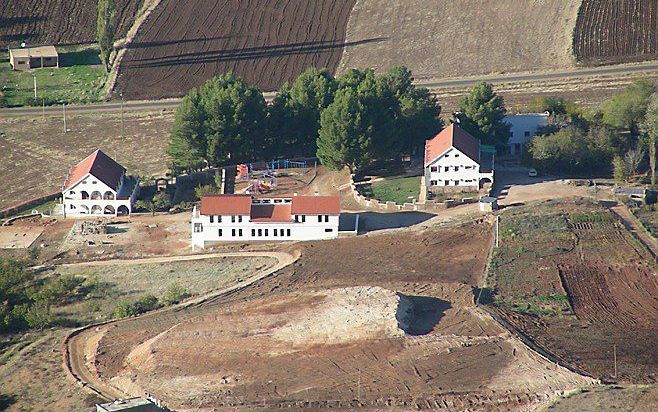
[[528, 168, 538, 177]]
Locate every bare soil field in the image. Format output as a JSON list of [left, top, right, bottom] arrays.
[[0, 110, 173, 210], [573, 0, 658, 65], [338, 0, 581, 80], [113, 0, 357, 99], [88, 222, 597, 410], [0, 0, 141, 47], [490, 199, 658, 383], [547, 384, 658, 411]]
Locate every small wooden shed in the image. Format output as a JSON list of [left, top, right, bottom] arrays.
[[8, 45, 59, 70]]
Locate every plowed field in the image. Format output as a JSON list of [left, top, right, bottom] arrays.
[[0, 0, 141, 47], [113, 0, 357, 99], [491, 200, 658, 383], [91, 223, 595, 409], [574, 0, 658, 65]]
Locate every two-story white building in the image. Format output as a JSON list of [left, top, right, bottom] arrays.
[[62, 149, 139, 217], [424, 124, 494, 192], [503, 113, 549, 155], [191, 194, 340, 249]]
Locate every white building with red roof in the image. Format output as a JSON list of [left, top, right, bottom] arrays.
[[424, 124, 494, 192], [191, 194, 340, 248], [62, 149, 139, 217]]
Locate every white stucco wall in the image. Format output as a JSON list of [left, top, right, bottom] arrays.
[[191, 208, 339, 248], [62, 172, 135, 217], [425, 147, 482, 188], [504, 113, 549, 155]]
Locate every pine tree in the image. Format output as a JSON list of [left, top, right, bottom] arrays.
[[455, 82, 510, 150], [167, 90, 206, 173]]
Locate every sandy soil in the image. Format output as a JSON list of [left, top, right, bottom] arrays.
[[338, 0, 581, 80], [88, 222, 595, 410]]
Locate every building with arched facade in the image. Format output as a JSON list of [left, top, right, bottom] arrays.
[[62, 149, 139, 217]]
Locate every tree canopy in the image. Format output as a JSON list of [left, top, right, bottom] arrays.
[[455, 82, 510, 150], [97, 0, 116, 72], [601, 79, 655, 135]]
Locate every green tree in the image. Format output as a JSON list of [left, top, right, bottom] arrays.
[[97, 0, 116, 72], [383, 66, 442, 154], [135, 199, 156, 216], [200, 73, 267, 165], [162, 283, 190, 305], [152, 191, 171, 211], [267, 68, 337, 156], [643, 93, 658, 184], [601, 79, 655, 136], [167, 90, 207, 174], [455, 82, 510, 150], [317, 69, 401, 172]]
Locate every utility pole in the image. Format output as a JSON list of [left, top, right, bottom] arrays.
[[613, 344, 617, 379], [120, 92, 124, 138], [42, 98, 45, 121], [33, 75, 37, 99], [62, 103, 67, 133]]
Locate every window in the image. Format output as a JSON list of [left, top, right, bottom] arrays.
[[238, 215, 243, 223], [430, 180, 437, 186], [524, 131, 531, 137], [265, 229, 269, 236], [510, 131, 514, 138], [301, 215, 306, 223], [252, 229, 256, 236], [325, 228, 333, 233], [444, 167, 449, 172], [70, 204, 75, 209], [454, 181, 459, 186], [295, 215, 299, 222], [444, 154, 449, 157], [231, 216, 236, 223], [318, 215, 322, 222], [239, 229, 243, 236], [430, 166, 438, 172], [444, 180, 449, 186], [274, 229, 278, 236], [454, 154, 460, 157], [258, 229, 262, 237], [287, 229, 291, 236], [232, 229, 236, 236], [92, 181, 97, 184], [218, 216, 222, 223], [210, 215, 214, 223], [325, 215, 329, 223], [194, 223, 203, 233], [274, 199, 282, 203], [218, 229, 223, 237], [454, 166, 459, 171]]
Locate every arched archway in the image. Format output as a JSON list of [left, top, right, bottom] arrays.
[[479, 178, 492, 190], [81, 191, 89, 199], [103, 191, 115, 200], [91, 191, 102, 200], [91, 205, 103, 214], [117, 205, 130, 216], [79, 205, 90, 214], [104, 205, 116, 215]]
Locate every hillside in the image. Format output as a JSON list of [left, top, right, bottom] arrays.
[[337, 0, 582, 80], [0, 0, 141, 47]]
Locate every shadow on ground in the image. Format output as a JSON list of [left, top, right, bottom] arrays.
[[355, 211, 435, 233], [396, 294, 451, 336]]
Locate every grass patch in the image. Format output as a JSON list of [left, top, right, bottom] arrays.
[[358, 175, 421, 204], [0, 49, 106, 107]]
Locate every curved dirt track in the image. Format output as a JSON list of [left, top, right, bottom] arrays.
[[63, 250, 300, 401], [114, 0, 357, 99]]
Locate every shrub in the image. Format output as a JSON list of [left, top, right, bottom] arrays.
[[153, 191, 171, 211], [194, 184, 220, 199], [113, 294, 161, 318], [162, 284, 191, 305], [23, 301, 52, 330]]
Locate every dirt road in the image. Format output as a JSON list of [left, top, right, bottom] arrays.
[[63, 249, 300, 401], [611, 203, 658, 258]]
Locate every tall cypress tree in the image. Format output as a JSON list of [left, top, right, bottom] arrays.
[[97, 0, 116, 72], [167, 89, 206, 174]]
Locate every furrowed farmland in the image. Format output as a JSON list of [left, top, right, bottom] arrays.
[[573, 0, 658, 65], [113, 0, 357, 99], [0, 0, 141, 47], [489, 199, 658, 383]]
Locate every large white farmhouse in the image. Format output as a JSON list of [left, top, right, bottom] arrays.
[[62, 149, 139, 217], [424, 124, 494, 191], [503, 113, 549, 155], [191, 194, 340, 249]]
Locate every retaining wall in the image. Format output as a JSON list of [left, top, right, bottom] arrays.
[[0, 191, 60, 220]]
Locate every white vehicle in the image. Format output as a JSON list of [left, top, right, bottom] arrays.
[[528, 168, 538, 177]]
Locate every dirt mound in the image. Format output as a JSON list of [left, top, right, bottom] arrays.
[[113, 0, 356, 99]]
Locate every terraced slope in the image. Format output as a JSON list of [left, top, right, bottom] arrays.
[[0, 0, 141, 47], [113, 0, 357, 99], [574, 0, 658, 65], [337, 0, 582, 80]]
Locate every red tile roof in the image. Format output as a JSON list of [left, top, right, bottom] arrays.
[[201, 194, 251, 215], [250, 204, 292, 222], [424, 124, 480, 166], [64, 149, 126, 190], [290, 195, 340, 215]]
